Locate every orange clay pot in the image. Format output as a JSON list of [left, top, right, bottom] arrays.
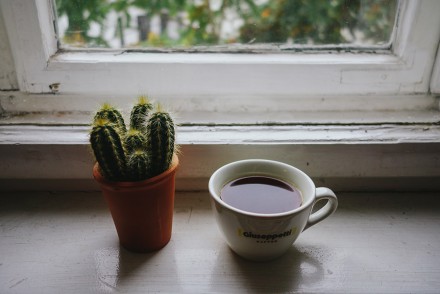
[[93, 155, 178, 253]]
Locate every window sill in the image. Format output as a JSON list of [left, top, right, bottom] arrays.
[[1, 108, 440, 192]]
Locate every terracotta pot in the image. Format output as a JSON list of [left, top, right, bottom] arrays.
[[93, 155, 179, 253]]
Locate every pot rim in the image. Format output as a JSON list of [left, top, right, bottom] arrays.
[[93, 154, 179, 189]]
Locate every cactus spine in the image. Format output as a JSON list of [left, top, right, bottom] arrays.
[[90, 98, 176, 182]]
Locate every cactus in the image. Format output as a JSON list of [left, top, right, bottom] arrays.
[[90, 118, 127, 181], [146, 105, 175, 177], [130, 96, 153, 132], [90, 99, 176, 182]]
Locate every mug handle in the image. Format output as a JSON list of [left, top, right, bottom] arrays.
[[304, 187, 338, 231]]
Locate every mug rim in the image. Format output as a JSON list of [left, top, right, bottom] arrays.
[[208, 159, 316, 218]]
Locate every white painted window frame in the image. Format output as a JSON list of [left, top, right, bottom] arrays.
[[1, 0, 439, 115], [1, 0, 440, 191]]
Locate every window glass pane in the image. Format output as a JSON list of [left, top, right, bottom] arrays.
[[55, 0, 398, 50]]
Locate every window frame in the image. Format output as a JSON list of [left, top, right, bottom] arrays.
[[1, 0, 439, 115]]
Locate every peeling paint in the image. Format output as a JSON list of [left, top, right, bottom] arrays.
[[49, 83, 60, 94]]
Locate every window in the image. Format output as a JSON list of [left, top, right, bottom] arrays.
[[1, 0, 439, 126], [55, 0, 397, 50]]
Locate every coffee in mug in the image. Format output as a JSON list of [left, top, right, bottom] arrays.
[[220, 176, 302, 214]]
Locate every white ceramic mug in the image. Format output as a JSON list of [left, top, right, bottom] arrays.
[[208, 159, 338, 261]]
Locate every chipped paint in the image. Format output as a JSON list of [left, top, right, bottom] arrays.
[[49, 83, 60, 94]]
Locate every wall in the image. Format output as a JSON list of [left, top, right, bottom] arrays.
[[0, 6, 18, 91]]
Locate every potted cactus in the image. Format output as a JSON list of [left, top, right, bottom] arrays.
[[90, 96, 178, 253]]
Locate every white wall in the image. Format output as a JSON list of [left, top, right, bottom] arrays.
[[0, 6, 17, 90]]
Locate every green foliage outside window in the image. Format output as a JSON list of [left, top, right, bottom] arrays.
[[55, 0, 397, 49]]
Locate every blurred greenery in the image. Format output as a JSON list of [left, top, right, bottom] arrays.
[[55, 0, 397, 49], [55, 0, 110, 47]]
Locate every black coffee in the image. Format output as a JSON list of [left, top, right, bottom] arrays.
[[220, 176, 302, 214]]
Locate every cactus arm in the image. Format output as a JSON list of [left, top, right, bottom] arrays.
[[129, 96, 154, 132], [94, 103, 127, 135], [124, 128, 148, 154], [90, 119, 127, 181], [146, 109, 175, 176], [124, 128, 150, 180], [127, 150, 151, 181]]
